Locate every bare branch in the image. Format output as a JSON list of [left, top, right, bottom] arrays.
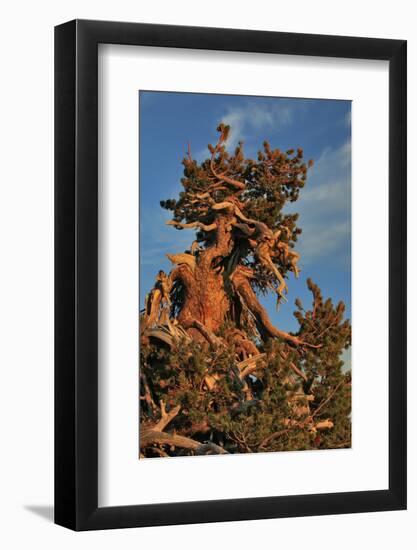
[[154, 400, 181, 431], [166, 252, 196, 273], [209, 143, 246, 190], [195, 442, 228, 455], [231, 267, 321, 349], [181, 318, 222, 347], [141, 429, 202, 450], [238, 353, 267, 379], [279, 349, 308, 383], [140, 429, 228, 455], [315, 419, 334, 430], [166, 220, 217, 232], [312, 379, 345, 418]]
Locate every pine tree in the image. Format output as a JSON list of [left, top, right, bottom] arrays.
[[140, 124, 351, 458]]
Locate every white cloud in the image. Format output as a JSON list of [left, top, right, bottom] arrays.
[[296, 220, 350, 265], [194, 99, 302, 160], [313, 141, 351, 178], [287, 141, 351, 266], [221, 102, 294, 147]]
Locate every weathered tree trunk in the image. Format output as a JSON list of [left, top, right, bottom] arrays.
[[178, 261, 229, 332], [176, 215, 233, 334]]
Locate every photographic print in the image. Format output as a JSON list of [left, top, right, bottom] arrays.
[[139, 91, 351, 459]]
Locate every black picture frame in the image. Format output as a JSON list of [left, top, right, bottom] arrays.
[[55, 19, 407, 531]]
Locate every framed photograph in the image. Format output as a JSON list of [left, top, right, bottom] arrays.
[[55, 19, 406, 530]]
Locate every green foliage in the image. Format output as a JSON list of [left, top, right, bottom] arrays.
[[160, 123, 313, 247], [140, 282, 351, 456]]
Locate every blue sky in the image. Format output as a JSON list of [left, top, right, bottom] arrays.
[[139, 91, 351, 366]]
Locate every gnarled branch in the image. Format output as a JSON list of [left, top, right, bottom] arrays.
[[231, 267, 321, 349], [166, 219, 217, 232], [154, 400, 181, 432]]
